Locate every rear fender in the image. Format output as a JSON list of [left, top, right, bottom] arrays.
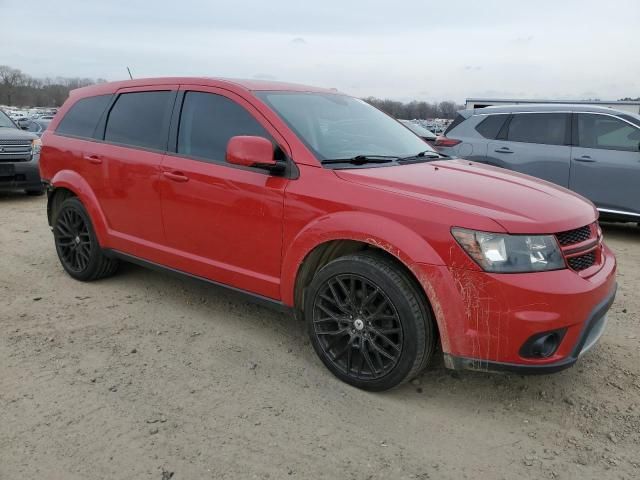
[[50, 170, 109, 246]]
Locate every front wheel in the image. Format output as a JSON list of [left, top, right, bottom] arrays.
[[304, 252, 436, 391]]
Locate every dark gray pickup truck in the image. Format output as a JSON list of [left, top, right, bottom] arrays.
[[0, 109, 43, 195]]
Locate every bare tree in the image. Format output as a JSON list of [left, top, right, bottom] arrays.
[[0, 65, 105, 107], [0, 65, 26, 105]]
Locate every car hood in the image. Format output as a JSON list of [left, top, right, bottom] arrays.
[[334, 159, 597, 234], [0, 127, 37, 141]]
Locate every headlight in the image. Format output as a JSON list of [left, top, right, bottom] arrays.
[[451, 228, 565, 273], [31, 138, 42, 156]]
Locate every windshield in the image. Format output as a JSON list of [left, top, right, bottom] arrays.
[[0, 110, 16, 128], [256, 92, 435, 162]]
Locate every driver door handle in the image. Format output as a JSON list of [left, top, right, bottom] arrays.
[[163, 171, 189, 182], [574, 156, 596, 163], [83, 154, 103, 164]]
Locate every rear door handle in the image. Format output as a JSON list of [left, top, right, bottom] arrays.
[[494, 147, 513, 154], [163, 171, 189, 182], [83, 154, 102, 164], [574, 156, 596, 163]]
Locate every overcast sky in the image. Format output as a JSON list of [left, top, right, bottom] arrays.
[[3, 0, 639, 102]]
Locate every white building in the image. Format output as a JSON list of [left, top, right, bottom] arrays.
[[465, 98, 640, 114]]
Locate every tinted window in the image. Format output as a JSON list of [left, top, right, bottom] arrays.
[[578, 114, 640, 152], [105, 91, 174, 150], [56, 94, 112, 138], [475, 114, 508, 139], [507, 113, 567, 145], [620, 113, 640, 128], [177, 92, 269, 163], [444, 113, 466, 135]]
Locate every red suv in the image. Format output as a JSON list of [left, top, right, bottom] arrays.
[[40, 78, 617, 390]]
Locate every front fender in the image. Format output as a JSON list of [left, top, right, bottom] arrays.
[[280, 211, 445, 306], [50, 170, 109, 246]]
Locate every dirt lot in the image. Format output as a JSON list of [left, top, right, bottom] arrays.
[[1, 193, 638, 480]]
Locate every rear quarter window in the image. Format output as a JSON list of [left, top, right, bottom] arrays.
[[56, 94, 113, 139], [474, 114, 508, 139], [443, 113, 467, 136]]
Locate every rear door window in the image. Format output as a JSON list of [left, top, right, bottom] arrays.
[[104, 91, 175, 151], [56, 94, 112, 139], [177, 91, 269, 163], [577, 114, 640, 152], [475, 114, 508, 139], [507, 113, 567, 145]]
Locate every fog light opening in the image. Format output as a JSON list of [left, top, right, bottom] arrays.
[[531, 333, 559, 358], [520, 328, 567, 359]]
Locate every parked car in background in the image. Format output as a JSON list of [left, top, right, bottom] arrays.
[[0, 108, 44, 195], [40, 78, 615, 391], [399, 120, 437, 144], [16, 117, 32, 129], [25, 118, 51, 137], [436, 104, 640, 223]]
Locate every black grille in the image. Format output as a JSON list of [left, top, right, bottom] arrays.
[[568, 252, 596, 271], [556, 225, 592, 246]]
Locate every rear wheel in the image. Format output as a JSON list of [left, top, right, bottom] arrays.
[[52, 197, 119, 281], [304, 252, 436, 391]]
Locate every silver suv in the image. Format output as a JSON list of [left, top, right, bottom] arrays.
[[436, 104, 640, 222]]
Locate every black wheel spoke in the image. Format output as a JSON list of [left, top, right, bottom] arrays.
[[313, 273, 403, 381], [370, 327, 401, 352], [55, 206, 93, 274]]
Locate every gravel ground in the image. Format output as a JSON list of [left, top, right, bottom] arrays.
[[1, 192, 639, 480]]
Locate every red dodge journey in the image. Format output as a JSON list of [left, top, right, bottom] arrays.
[[40, 78, 617, 390]]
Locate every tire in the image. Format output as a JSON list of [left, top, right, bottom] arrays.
[[304, 252, 436, 391], [52, 197, 119, 281], [25, 188, 45, 196]]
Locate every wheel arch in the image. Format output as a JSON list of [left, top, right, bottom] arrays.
[[48, 170, 109, 245], [282, 212, 444, 326]]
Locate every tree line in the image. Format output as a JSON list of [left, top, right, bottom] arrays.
[[364, 97, 463, 120], [0, 65, 106, 107], [3, 64, 636, 117], [1, 64, 464, 118]]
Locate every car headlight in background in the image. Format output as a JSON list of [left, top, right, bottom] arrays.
[[31, 138, 42, 156], [451, 228, 565, 273]]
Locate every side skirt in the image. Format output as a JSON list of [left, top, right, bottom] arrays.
[[105, 249, 293, 315]]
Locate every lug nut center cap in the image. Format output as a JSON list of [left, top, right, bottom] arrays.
[[354, 318, 365, 331], [75, 236, 81, 244]]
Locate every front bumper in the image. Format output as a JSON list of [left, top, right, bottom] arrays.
[[415, 243, 617, 373], [0, 158, 43, 191], [443, 285, 615, 374]]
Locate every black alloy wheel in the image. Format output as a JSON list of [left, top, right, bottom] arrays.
[[305, 252, 435, 391], [52, 196, 119, 281], [312, 274, 403, 380], [55, 206, 92, 273]]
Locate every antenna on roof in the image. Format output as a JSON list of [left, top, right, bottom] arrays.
[[126, 67, 134, 80]]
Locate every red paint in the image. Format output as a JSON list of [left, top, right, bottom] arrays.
[[40, 77, 617, 369], [226, 136, 278, 168]]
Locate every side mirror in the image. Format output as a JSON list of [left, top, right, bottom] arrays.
[[226, 136, 281, 171]]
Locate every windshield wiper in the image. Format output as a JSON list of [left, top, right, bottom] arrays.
[[398, 150, 443, 162], [321, 155, 398, 165]]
